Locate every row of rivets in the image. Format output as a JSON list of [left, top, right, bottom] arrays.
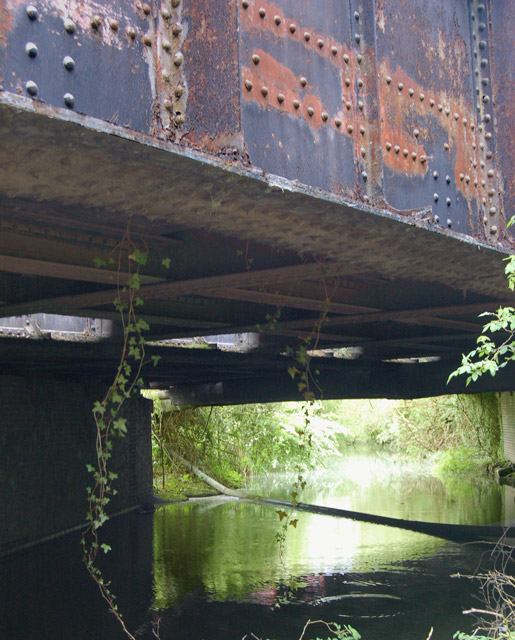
[[159, 0, 187, 132]]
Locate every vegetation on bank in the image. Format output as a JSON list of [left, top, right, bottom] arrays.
[[147, 392, 505, 499]]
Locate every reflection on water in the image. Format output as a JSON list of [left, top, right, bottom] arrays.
[[0, 448, 507, 639]]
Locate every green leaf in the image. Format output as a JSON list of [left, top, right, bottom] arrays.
[[129, 249, 148, 266], [92, 257, 107, 268], [151, 355, 162, 367], [161, 257, 171, 269]]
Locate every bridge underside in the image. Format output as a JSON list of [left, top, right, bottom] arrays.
[[0, 0, 513, 402]]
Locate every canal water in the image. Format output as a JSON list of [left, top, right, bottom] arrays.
[[1, 448, 513, 640]]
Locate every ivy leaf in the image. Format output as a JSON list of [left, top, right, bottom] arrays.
[[288, 366, 299, 379], [276, 509, 288, 521], [151, 355, 162, 367], [93, 257, 107, 268], [289, 519, 298, 528], [129, 249, 148, 266], [161, 257, 171, 269]]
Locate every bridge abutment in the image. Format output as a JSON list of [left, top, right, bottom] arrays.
[[0, 374, 152, 556]]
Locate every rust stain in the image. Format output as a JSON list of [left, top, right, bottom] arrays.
[[0, 0, 25, 48], [242, 50, 352, 135]]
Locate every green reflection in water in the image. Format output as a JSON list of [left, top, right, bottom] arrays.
[[152, 449, 504, 610]]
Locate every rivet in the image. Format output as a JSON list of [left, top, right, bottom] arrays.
[[274, 15, 281, 26], [127, 26, 136, 39], [446, 175, 451, 184], [362, 171, 368, 181], [479, 142, 485, 150], [345, 77, 351, 87], [433, 193, 439, 202], [429, 98, 435, 107], [480, 58, 488, 68], [252, 53, 260, 65], [487, 169, 495, 177], [475, 179, 479, 186], [398, 82, 404, 91], [465, 175, 470, 183], [470, 123, 475, 130], [484, 113, 491, 122], [358, 100, 364, 111], [489, 206, 497, 215], [454, 112, 459, 120], [307, 106, 314, 117], [490, 226, 498, 234], [26, 5, 38, 20], [357, 78, 364, 88], [64, 18, 76, 33], [403, 148, 408, 157], [293, 98, 300, 109], [162, 70, 170, 82], [334, 117, 342, 127], [478, 4, 485, 12], [343, 54, 350, 64], [245, 79, 253, 91], [347, 124, 354, 134], [434, 215, 440, 224], [277, 93, 285, 103], [433, 171, 438, 179], [175, 85, 185, 97], [258, 7, 266, 18], [321, 111, 329, 122], [419, 92, 425, 101], [355, 33, 361, 43], [445, 107, 450, 116], [164, 98, 173, 111], [345, 101, 352, 110], [472, 157, 477, 164], [411, 151, 417, 160], [331, 45, 338, 56], [175, 113, 185, 125], [354, 11, 360, 20], [447, 218, 452, 227], [462, 117, 468, 126], [413, 128, 420, 137], [356, 53, 363, 63], [386, 141, 392, 151], [481, 78, 489, 86], [486, 150, 493, 159], [485, 132, 492, 140], [483, 216, 488, 224], [482, 94, 490, 104], [63, 55, 75, 70], [481, 179, 487, 186], [385, 75, 392, 84], [304, 31, 311, 41], [261, 86, 268, 97], [109, 19, 119, 30], [143, 34, 152, 46], [63, 92, 75, 108], [446, 197, 451, 206], [394, 145, 400, 154], [162, 39, 171, 51], [360, 146, 366, 157], [289, 24, 296, 34], [359, 125, 365, 135], [162, 7, 171, 19], [317, 38, 324, 48], [487, 188, 495, 197], [241, 0, 249, 8], [478, 40, 487, 50], [479, 125, 484, 132], [459, 173, 464, 181], [173, 51, 183, 65], [420, 155, 426, 164], [25, 80, 38, 96], [25, 42, 38, 58], [172, 23, 182, 35], [142, 3, 151, 14], [438, 104, 443, 112], [91, 15, 102, 28], [444, 142, 449, 151], [408, 88, 414, 96]]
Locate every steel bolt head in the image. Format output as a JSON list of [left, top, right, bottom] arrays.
[[480, 58, 488, 68], [317, 38, 324, 48], [345, 77, 351, 87], [331, 45, 338, 55], [488, 188, 495, 196], [433, 171, 438, 179], [465, 175, 470, 183], [300, 76, 307, 87], [345, 101, 352, 110], [343, 54, 350, 63], [162, 7, 171, 19], [489, 207, 497, 215], [433, 193, 439, 202], [394, 145, 400, 154], [64, 18, 76, 33], [478, 40, 487, 50], [484, 113, 491, 122], [127, 26, 136, 39], [172, 22, 182, 35], [63, 92, 75, 108], [91, 15, 102, 28], [277, 93, 285, 104], [446, 175, 451, 184], [109, 19, 119, 30], [173, 51, 184, 65], [444, 107, 450, 116], [482, 94, 490, 104], [487, 169, 495, 177], [490, 226, 498, 234], [307, 106, 314, 116], [385, 75, 392, 84], [347, 124, 354, 134], [354, 11, 360, 20], [321, 111, 329, 121], [252, 53, 260, 65], [358, 100, 364, 111], [162, 39, 171, 51], [261, 86, 268, 97], [26, 5, 38, 20], [420, 155, 426, 164], [25, 42, 38, 57], [142, 3, 151, 14], [446, 197, 451, 206], [293, 98, 300, 109], [244, 79, 253, 91], [434, 215, 440, 224], [398, 82, 403, 91], [438, 104, 443, 111], [25, 80, 38, 96], [447, 218, 452, 227], [304, 31, 310, 41], [241, 0, 249, 8], [411, 151, 417, 160], [362, 171, 368, 181], [443, 142, 449, 151], [258, 8, 266, 18], [334, 117, 342, 127], [408, 88, 414, 96], [360, 147, 366, 157], [419, 92, 425, 101], [359, 125, 365, 134], [354, 33, 361, 43], [289, 24, 296, 34], [402, 148, 408, 157], [143, 34, 152, 46], [357, 78, 364, 87], [356, 53, 363, 63], [413, 128, 420, 137], [385, 141, 392, 151], [63, 55, 75, 70], [274, 15, 281, 26], [485, 131, 492, 140], [429, 98, 435, 107]]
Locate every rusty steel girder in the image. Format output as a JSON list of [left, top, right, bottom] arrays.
[[0, 0, 512, 249]]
